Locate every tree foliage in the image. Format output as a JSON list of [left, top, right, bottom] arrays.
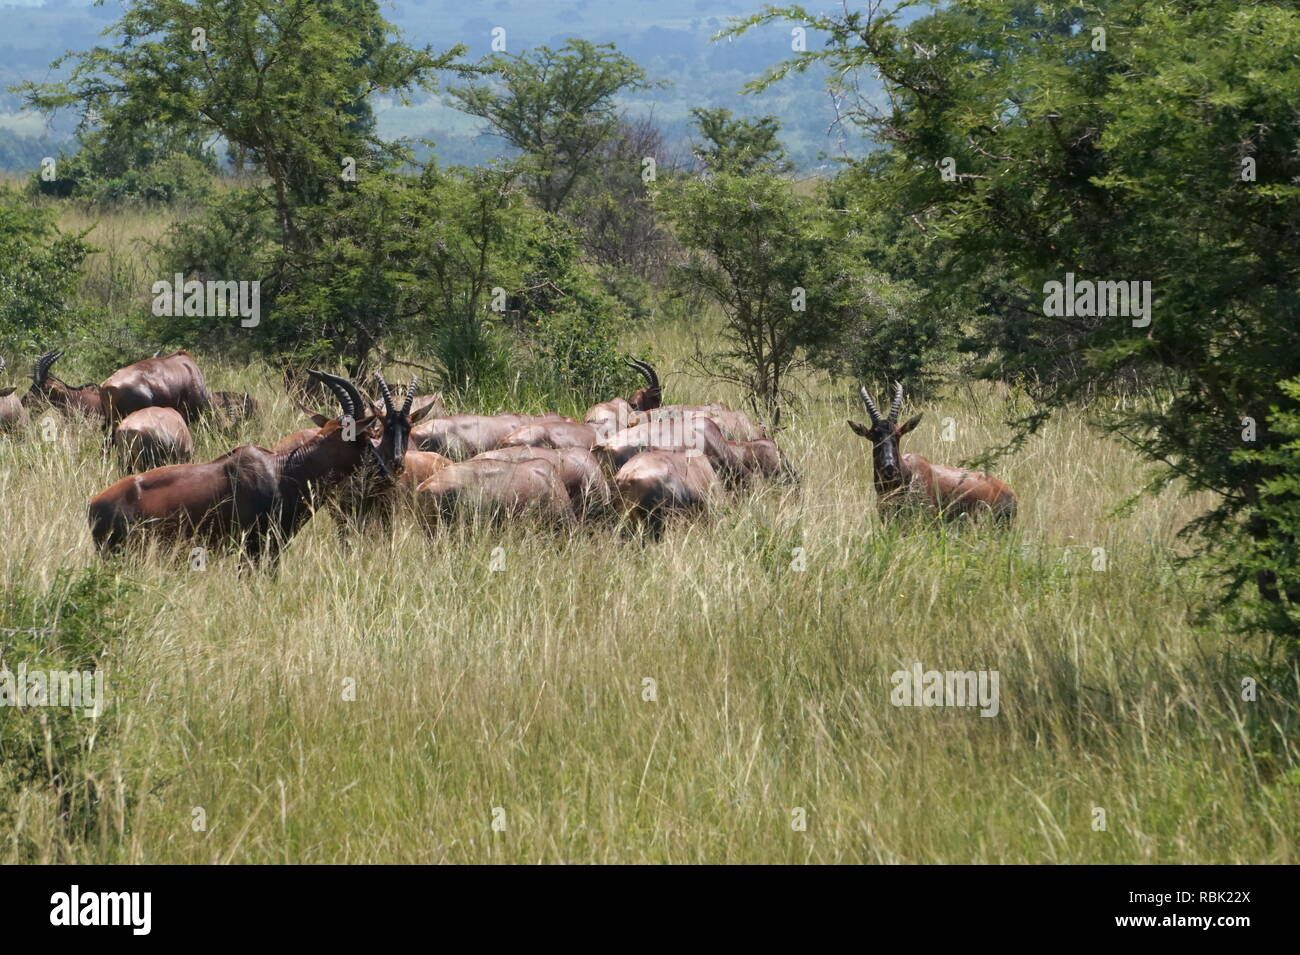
[[0, 189, 93, 355], [448, 39, 657, 214], [660, 170, 855, 421], [735, 0, 1300, 636]]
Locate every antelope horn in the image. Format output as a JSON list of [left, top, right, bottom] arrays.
[[307, 369, 363, 421], [373, 372, 396, 416], [626, 357, 661, 393], [0, 356, 5, 375], [401, 376, 418, 416], [859, 386, 882, 423], [887, 381, 904, 424], [33, 349, 63, 386]]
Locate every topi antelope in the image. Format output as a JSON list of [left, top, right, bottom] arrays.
[[475, 445, 611, 518], [613, 448, 719, 536], [0, 358, 30, 432], [594, 411, 748, 487], [331, 373, 441, 528], [100, 349, 212, 428], [848, 382, 1017, 522], [415, 457, 574, 528], [728, 437, 799, 484], [25, 350, 104, 418], [87, 371, 399, 563], [619, 359, 765, 442], [112, 407, 195, 471], [411, 412, 571, 460], [498, 419, 598, 451], [583, 357, 664, 440]]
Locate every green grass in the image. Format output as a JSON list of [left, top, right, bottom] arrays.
[[0, 205, 1296, 864]]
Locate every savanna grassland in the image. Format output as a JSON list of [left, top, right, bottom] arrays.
[[1, 202, 1296, 864]]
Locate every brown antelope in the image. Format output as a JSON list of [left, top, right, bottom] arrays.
[[727, 437, 798, 484], [112, 407, 195, 471], [331, 373, 442, 528], [475, 445, 611, 518], [415, 457, 574, 528], [0, 358, 30, 432], [25, 350, 105, 417], [584, 357, 664, 439], [411, 412, 571, 460], [848, 382, 1017, 522], [271, 426, 319, 454], [397, 449, 454, 491], [87, 371, 399, 562], [100, 349, 212, 428], [620, 359, 764, 442], [613, 448, 719, 536], [498, 419, 598, 450], [593, 411, 748, 486]]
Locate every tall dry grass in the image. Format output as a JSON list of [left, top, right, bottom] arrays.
[[0, 204, 1295, 864]]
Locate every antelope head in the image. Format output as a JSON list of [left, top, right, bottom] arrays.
[[26, 349, 65, 403], [304, 370, 388, 475], [370, 372, 435, 478], [625, 358, 662, 411], [847, 382, 923, 488]]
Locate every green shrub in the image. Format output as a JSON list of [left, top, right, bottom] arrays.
[[0, 189, 93, 354], [0, 567, 138, 841]]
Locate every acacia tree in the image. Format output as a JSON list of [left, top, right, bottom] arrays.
[[18, 0, 471, 253], [734, 0, 1300, 637], [689, 107, 792, 176], [17, 0, 476, 371], [447, 40, 658, 214], [660, 171, 854, 422]]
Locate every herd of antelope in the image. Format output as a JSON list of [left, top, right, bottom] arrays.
[[0, 348, 1016, 565]]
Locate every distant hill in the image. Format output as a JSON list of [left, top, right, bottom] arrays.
[[0, 0, 892, 172]]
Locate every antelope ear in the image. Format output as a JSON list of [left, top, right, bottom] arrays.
[[308, 413, 330, 427], [847, 419, 871, 439], [0, 387, 15, 398], [357, 414, 380, 433], [408, 401, 436, 424], [897, 413, 923, 436]]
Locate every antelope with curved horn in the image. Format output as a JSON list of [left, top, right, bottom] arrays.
[[333, 372, 442, 528], [583, 357, 662, 441], [593, 411, 748, 487], [25, 350, 104, 417], [112, 406, 195, 471], [87, 371, 393, 562], [848, 382, 1017, 522], [618, 359, 764, 442], [0, 358, 30, 432]]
